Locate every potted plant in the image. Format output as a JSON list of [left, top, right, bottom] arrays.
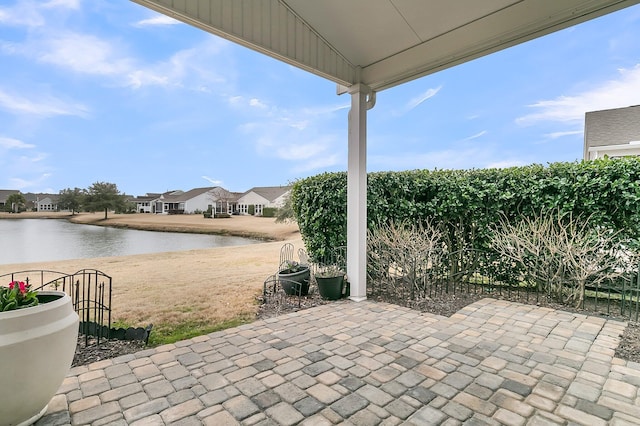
[[315, 265, 346, 300], [0, 281, 79, 426], [277, 260, 311, 296]]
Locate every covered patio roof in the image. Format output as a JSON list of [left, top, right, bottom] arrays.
[[130, 0, 640, 301], [131, 0, 638, 92]]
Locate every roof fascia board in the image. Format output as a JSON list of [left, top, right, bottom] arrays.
[[131, 0, 356, 86], [362, 0, 639, 91]]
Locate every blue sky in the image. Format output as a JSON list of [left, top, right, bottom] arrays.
[[1, 1, 640, 196]]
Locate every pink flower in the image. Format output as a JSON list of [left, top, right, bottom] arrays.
[[8, 281, 27, 294]]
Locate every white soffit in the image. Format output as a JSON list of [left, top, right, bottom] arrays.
[[131, 0, 640, 92]]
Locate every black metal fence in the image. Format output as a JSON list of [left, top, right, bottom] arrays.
[[366, 247, 640, 321], [1, 269, 113, 344]]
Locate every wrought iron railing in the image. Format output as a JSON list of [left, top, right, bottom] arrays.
[[366, 247, 640, 321], [0, 269, 113, 344]]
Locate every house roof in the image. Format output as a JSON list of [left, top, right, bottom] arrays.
[[585, 105, 640, 148], [132, 0, 639, 93], [243, 186, 291, 203], [129, 195, 157, 202], [36, 194, 60, 203], [0, 189, 20, 203], [161, 186, 215, 202]]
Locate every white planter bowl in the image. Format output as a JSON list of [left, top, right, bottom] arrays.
[[0, 291, 79, 426]]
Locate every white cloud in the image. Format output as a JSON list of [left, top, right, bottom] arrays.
[[6, 25, 228, 90], [127, 70, 170, 88], [0, 0, 77, 27], [517, 64, 640, 125], [291, 153, 341, 174], [202, 176, 223, 186], [244, 106, 345, 170], [0, 88, 88, 117], [406, 86, 442, 112], [125, 38, 228, 89], [0, 1, 45, 27], [369, 145, 530, 171], [38, 32, 133, 76], [273, 142, 327, 161], [544, 130, 583, 139], [462, 130, 487, 141], [286, 120, 309, 130], [43, 0, 79, 9], [252, 129, 343, 174], [228, 96, 244, 106], [9, 173, 51, 191], [231, 91, 348, 170], [134, 14, 181, 27], [0, 137, 35, 149], [249, 98, 268, 109]]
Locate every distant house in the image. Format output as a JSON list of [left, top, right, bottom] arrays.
[[1, 184, 292, 216], [35, 194, 59, 212], [152, 187, 238, 214], [0, 189, 21, 211], [22, 193, 39, 211], [128, 193, 160, 213], [584, 105, 640, 160], [237, 186, 291, 216], [208, 188, 241, 215], [0, 191, 60, 212]]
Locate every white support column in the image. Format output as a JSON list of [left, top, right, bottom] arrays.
[[347, 83, 373, 302]]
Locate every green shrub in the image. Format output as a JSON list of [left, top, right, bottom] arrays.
[[292, 158, 640, 259], [262, 207, 277, 217]]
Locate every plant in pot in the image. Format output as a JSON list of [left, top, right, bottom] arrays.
[[277, 260, 311, 296], [0, 280, 79, 426], [315, 265, 346, 300]]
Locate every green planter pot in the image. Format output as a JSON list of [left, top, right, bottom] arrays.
[[277, 266, 310, 296], [316, 275, 345, 300]]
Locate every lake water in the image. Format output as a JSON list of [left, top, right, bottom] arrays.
[[0, 219, 260, 264]]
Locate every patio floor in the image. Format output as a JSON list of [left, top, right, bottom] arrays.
[[38, 298, 640, 425]]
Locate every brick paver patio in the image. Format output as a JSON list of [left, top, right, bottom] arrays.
[[37, 299, 640, 425]]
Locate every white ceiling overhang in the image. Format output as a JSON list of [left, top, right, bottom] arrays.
[[131, 0, 640, 93]]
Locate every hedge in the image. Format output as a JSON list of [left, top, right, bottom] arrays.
[[291, 158, 640, 259], [262, 207, 277, 217]]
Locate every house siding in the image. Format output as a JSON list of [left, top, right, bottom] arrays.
[[37, 197, 57, 212], [237, 192, 269, 215], [184, 191, 213, 213], [236, 186, 291, 215], [584, 105, 640, 160]]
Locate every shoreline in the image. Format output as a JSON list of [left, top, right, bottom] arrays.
[[0, 211, 304, 331], [0, 211, 300, 241]]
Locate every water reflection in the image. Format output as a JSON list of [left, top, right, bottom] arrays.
[[0, 219, 259, 264]]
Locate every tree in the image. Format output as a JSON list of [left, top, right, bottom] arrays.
[[84, 182, 127, 220], [275, 194, 296, 223], [5, 193, 26, 213], [208, 187, 236, 216], [58, 188, 84, 215]]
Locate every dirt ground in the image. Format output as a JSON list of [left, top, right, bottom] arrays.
[[0, 212, 303, 331]]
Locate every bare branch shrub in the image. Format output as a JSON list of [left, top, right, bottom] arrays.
[[367, 221, 443, 298], [490, 211, 637, 308]]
